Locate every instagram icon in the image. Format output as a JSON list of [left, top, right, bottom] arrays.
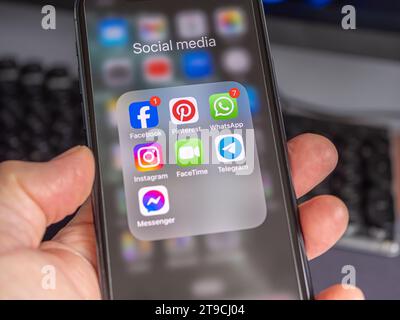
[[134, 142, 164, 172]]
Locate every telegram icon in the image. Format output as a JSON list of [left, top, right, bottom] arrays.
[[215, 134, 246, 162]]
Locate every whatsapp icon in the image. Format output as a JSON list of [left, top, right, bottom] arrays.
[[209, 93, 238, 120]]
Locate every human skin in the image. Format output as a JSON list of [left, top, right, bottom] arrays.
[[0, 133, 364, 299]]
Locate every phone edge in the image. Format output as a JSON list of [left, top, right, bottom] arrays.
[[74, 0, 313, 300], [255, 0, 313, 300], [74, 0, 113, 300]]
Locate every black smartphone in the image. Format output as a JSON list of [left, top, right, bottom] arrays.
[[75, 0, 312, 299]]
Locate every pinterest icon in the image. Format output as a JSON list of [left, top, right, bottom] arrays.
[[169, 97, 199, 125]]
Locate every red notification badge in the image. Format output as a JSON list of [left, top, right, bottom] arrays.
[[229, 88, 240, 98], [150, 96, 161, 107]]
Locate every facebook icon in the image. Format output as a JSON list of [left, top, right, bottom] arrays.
[[129, 101, 159, 129]]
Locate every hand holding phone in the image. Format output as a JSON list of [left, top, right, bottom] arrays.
[[73, 0, 358, 300], [0, 138, 365, 299]]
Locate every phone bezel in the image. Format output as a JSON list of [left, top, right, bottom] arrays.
[[74, 0, 313, 300]]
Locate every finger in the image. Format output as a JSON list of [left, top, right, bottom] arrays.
[[43, 200, 97, 268], [39, 200, 100, 299], [300, 195, 349, 260], [288, 133, 338, 198], [316, 284, 365, 300], [0, 146, 95, 253]]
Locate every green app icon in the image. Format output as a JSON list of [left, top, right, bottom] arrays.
[[209, 93, 239, 120], [175, 138, 203, 167]]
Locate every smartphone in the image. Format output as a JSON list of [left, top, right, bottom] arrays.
[[75, 0, 312, 299]]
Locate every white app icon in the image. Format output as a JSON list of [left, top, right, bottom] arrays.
[[176, 10, 208, 39], [215, 134, 246, 163], [138, 185, 170, 217], [222, 48, 251, 74], [169, 97, 199, 125]]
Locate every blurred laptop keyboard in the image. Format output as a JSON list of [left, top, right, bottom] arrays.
[[0, 57, 85, 238], [0, 57, 397, 255], [0, 57, 85, 162], [284, 112, 399, 257]]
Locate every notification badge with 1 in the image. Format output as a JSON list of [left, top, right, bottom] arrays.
[[169, 97, 199, 125]]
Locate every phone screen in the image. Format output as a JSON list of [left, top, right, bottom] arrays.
[[78, 0, 309, 299]]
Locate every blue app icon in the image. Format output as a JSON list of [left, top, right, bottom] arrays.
[[263, 0, 286, 4], [306, 0, 332, 8], [182, 51, 213, 79], [99, 18, 129, 47], [129, 101, 159, 129], [246, 86, 260, 114], [215, 134, 245, 162]]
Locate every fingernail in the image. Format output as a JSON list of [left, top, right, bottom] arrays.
[[52, 146, 85, 161]]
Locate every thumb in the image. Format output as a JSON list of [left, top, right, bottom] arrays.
[[0, 146, 95, 254]]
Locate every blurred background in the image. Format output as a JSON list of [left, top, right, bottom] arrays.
[[0, 0, 399, 299]]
